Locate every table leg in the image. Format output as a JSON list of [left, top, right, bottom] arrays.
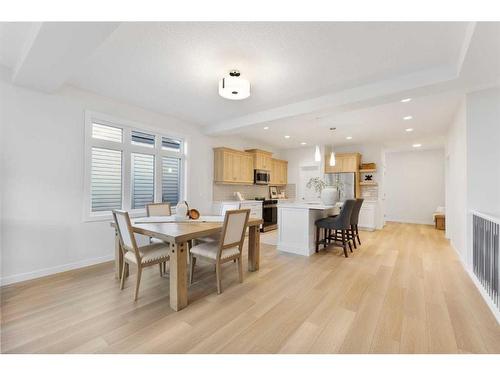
[[248, 225, 260, 271], [169, 241, 188, 311]]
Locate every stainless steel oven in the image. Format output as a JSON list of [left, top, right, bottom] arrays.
[[254, 169, 270, 185], [262, 199, 278, 232]]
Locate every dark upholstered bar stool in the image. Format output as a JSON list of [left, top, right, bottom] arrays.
[[348, 198, 364, 249], [315, 199, 356, 257]]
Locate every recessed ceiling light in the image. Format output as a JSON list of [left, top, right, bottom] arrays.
[[300, 142, 307, 145], [346, 136, 353, 140], [405, 128, 414, 132], [413, 143, 422, 148], [263, 126, 269, 130], [401, 98, 412, 103], [403, 116, 413, 120], [284, 135, 290, 139]]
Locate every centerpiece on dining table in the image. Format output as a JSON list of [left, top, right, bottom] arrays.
[[175, 201, 200, 220]]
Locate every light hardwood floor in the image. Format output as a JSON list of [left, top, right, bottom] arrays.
[[1, 222, 499, 354]]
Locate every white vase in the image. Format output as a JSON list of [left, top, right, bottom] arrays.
[[320, 187, 337, 205], [175, 201, 189, 219]]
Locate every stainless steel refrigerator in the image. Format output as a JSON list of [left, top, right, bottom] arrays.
[[324, 173, 356, 202]]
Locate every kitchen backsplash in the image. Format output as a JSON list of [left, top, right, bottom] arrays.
[[213, 184, 296, 201]]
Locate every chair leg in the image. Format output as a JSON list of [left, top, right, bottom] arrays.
[[215, 263, 222, 294], [159, 263, 163, 276], [342, 230, 348, 258], [356, 225, 361, 245], [120, 260, 126, 290], [134, 266, 142, 301], [323, 228, 328, 249], [315, 225, 320, 253], [351, 226, 357, 249], [189, 255, 196, 285], [348, 237, 353, 252], [237, 256, 243, 283]]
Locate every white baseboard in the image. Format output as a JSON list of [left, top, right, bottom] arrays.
[[385, 218, 434, 225], [0, 254, 114, 286], [450, 242, 500, 324]]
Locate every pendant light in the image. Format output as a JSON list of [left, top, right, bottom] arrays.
[[314, 145, 321, 162], [328, 127, 336, 166], [329, 149, 336, 166]]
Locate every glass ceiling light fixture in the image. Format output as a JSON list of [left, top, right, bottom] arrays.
[[314, 145, 321, 162], [218, 70, 250, 100], [329, 127, 336, 166]]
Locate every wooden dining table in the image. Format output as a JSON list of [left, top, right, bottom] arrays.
[[110, 216, 263, 311]]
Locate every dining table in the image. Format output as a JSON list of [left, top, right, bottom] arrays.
[[110, 215, 263, 311]]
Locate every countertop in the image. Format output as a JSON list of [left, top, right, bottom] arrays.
[[213, 200, 262, 204], [277, 201, 341, 210]]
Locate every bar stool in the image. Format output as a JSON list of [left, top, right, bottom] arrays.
[[315, 199, 356, 257]]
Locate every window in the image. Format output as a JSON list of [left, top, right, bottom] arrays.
[[131, 153, 155, 209], [91, 148, 122, 211], [84, 112, 185, 220], [162, 156, 181, 205]]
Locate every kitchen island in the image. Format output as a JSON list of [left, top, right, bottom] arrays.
[[277, 201, 341, 256]]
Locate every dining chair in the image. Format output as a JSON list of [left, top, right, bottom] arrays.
[[315, 199, 356, 257], [113, 210, 170, 301], [146, 202, 171, 275], [189, 209, 250, 294], [146, 202, 171, 216]]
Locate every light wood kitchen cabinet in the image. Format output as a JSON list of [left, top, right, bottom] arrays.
[[245, 149, 273, 171], [213, 147, 254, 184], [270, 158, 288, 185], [324, 152, 361, 173]]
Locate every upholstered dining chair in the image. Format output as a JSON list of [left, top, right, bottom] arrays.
[[189, 209, 250, 294], [146, 202, 171, 216], [146, 202, 171, 275], [113, 210, 170, 301]]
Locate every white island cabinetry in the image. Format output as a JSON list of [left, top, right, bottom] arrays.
[[277, 202, 340, 256]]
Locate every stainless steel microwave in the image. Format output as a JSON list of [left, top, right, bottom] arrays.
[[254, 169, 270, 185]]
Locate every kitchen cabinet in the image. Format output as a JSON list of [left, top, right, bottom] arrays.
[[324, 152, 361, 173], [213, 147, 254, 184], [245, 149, 273, 171], [270, 158, 288, 185], [358, 201, 378, 231]]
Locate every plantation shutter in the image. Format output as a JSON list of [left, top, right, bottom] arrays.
[[91, 147, 122, 212], [162, 156, 181, 206], [131, 153, 155, 209]]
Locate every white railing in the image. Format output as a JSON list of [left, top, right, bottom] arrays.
[[471, 210, 500, 316]]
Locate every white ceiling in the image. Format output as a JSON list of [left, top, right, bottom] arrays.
[[232, 90, 462, 150], [0, 21, 498, 151]]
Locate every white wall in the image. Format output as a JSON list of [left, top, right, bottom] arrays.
[[0, 75, 265, 285], [385, 149, 445, 225], [445, 98, 467, 259], [466, 87, 500, 218]]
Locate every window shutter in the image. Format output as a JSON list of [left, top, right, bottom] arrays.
[[131, 153, 155, 209], [131, 130, 155, 147], [92, 123, 122, 143], [162, 156, 181, 206], [161, 137, 181, 152], [91, 147, 122, 212]]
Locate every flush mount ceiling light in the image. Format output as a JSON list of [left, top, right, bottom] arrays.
[[401, 98, 412, 103], [403, 116, 413, 120], [218, 70, 250, 100]]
